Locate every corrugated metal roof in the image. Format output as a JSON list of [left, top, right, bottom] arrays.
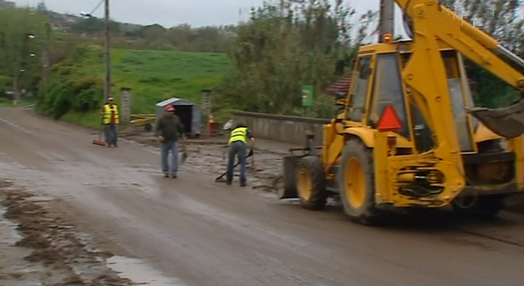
[[156, 97, 195, 107], [326, 76, 352, 96]]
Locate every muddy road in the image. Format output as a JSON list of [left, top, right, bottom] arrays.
[[0, 107, 523, 286]]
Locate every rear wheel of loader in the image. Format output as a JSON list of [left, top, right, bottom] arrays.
[[338, 139, 381, 225], [451, 194, 503, 218], [295, 156, 327, 210]]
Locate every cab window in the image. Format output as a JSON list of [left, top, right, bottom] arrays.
[[369, 53, 410, 139], [347, 56, 372, 122]]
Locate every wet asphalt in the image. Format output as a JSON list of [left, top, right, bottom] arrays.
[[0, 107, 523, 286]]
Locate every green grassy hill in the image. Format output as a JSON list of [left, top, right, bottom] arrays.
[[37, 45, 231, 128]]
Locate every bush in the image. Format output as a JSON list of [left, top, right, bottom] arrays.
[[68, 77, 103, 111], [37, 48, 103, 120]]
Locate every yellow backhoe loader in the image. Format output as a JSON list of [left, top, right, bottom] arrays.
[[277, 0, 524, 225]]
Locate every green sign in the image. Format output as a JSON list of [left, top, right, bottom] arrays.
[[301, 85, 314, 107]]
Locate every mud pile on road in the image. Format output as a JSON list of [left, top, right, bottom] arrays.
[[183, 144, 284, 192], [120, 132, 285, 192], [0, 179, 134, 286]]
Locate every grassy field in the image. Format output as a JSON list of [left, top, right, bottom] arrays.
[[50, 47, 232, 128]]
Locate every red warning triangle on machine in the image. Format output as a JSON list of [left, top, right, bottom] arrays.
[[377, 105, 402, 132]]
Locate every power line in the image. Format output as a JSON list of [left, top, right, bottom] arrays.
[[89, 0, 104, 16]]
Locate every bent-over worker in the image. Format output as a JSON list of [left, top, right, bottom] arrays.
[[101, 97, 119, 147], [154, 104, 186, 178], [226, 123, 255, 186]]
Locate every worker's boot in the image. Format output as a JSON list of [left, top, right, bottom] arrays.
[[240, 181, 246, 187], [226, 180, 232, 185], [171, 173, 177, 179], [164, 173, 169, 178]]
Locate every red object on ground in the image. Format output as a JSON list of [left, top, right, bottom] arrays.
[[92, 139, 106, 147]]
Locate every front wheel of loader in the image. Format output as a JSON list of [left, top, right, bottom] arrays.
[[295, 156, 327, 210], [338, 139, 382, 225]]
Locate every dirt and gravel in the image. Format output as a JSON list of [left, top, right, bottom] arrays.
[[1, 106, 524, 286], [120, 130, 285, 193], [0, 179, 134, 286]]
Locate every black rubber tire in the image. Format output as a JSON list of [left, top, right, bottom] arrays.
[[338, 139, 382, 225], [451, 195, 503, 219], [295, 156, 327, 210]]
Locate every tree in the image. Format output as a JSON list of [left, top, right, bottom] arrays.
[[440, 0, 524, 107], [215, 0, 377, 117], [70, 17, 121, 36], [0, 6, 50, 100], [36, 1, 47, 12]]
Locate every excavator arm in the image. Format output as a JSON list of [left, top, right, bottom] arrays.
[[396, 0, 524, 138]]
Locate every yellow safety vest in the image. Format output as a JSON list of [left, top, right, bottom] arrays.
[[229, 127, 247, 144], [102, 104, 119, 124]]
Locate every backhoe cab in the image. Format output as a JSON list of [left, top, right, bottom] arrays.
[[278, 0, 524, 225]]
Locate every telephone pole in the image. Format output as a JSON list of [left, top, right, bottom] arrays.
[[104, 0, 111, 101], [378, 0, 395, 42]]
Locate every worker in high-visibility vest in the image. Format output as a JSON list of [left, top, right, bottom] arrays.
[[100, 97, 119, 147], [226, 123, 255, 186]]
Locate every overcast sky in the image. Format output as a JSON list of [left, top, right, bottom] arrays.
[[11, 0, 408, 36]]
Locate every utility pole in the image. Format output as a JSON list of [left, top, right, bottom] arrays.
[[378, 0, 395, 43], [104, 0, 111, 101]]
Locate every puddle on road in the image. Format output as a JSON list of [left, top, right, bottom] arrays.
[[0, 205, 42, 286], [0, 205, 23, 245], [107, 255, 188, 286]]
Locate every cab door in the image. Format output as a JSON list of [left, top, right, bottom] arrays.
[[346, 55, 374, 124], [367, 53, 411, 140]]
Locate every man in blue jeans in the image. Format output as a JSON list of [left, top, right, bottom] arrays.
[[100, 97, 119, 147], [154, 105, 186, 178], [226, 123, 255, 186]]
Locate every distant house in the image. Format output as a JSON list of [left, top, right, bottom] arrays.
[[0, 0, 15, 8], [326, 75, 352, 97]]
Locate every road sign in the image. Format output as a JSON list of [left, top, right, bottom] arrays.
[[301, 85, 314, 107]]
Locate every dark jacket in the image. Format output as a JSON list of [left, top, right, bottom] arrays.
[[154, 115, 185, 142]]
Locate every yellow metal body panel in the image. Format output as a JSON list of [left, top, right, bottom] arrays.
[[474, 123, 501, 143], [130, 118, 154, 126]]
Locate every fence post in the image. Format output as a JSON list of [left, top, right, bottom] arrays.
[[120, 87, 132, 124]]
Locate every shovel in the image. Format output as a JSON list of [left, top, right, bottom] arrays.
[[179, 142, 188, 164], [92, 123, 106, 147], [215, 152, 253, 182]]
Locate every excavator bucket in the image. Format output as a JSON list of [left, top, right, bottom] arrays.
[[467, 99, 524, 139]]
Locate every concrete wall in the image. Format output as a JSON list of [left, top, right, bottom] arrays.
[[232, 111, 329, 146]]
